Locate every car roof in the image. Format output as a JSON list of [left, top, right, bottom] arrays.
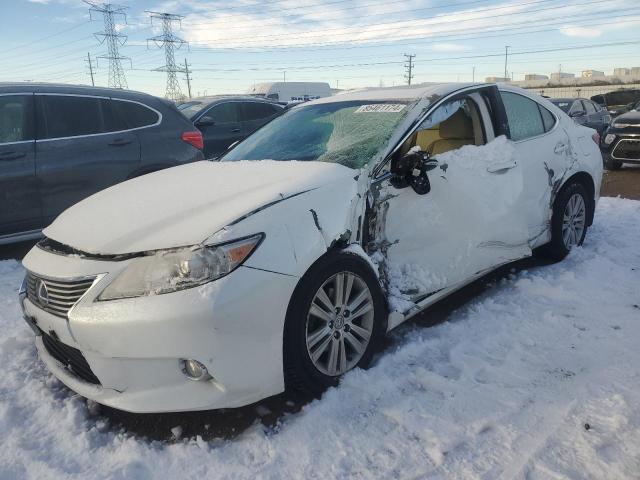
[[0, 82, 158, 101], [188, 95, 282, 105], [550, 98, 580, 103], [308, 82, 483, 105]]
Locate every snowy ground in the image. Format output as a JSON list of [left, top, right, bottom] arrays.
[[1, 197, 639, 479]]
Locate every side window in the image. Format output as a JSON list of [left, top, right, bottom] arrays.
[[241, 102, 280, 121], [111, 99, 159, 130], [207, 103, 239, 124], [500, 91, 545, 141], [0, 95, 33, 144], [405, 97, 485, 157], [538, 105, 556, 132], [37, 95, 105, 140], [584, 101, 596, 115]]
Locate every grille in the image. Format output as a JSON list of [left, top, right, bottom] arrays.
[[40, 331, 100, 385], [612, 138, 640, 160], [26, 272, 96, 318]]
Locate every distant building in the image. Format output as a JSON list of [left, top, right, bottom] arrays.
[[581, 70, 605, 78], [631, 67, 640, 76], [485, 76, 510, 83], [614, 68, 630, 76], [550, 72, 575, 81], [525, 74, 548, 81]]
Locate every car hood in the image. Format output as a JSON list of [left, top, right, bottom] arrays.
[[44, 160, 356, 255], [612, 110, 640, 125]]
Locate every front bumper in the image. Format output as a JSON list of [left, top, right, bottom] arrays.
[[21, 245, 299, 413], [601, 128, 640, 164]]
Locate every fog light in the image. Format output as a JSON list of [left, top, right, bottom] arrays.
[[180, 359, 212, 381], [604, 134, 616, 145]]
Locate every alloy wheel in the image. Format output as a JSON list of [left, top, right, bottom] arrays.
[[305, 272, 375, 376], [562, 193, 586, 249]]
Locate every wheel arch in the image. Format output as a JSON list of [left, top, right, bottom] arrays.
[[558, 171, 596, 226]]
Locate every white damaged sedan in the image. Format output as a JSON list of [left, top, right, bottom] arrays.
[[20, 83, 602, 412]]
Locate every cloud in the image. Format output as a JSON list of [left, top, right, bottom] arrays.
[[559, 25, 602, 38]]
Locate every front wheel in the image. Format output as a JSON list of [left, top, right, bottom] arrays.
[[539, 182, 589, 261], [283, 251, 387, 396]]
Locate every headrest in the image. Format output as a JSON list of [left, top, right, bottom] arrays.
[[439, 109, 473, 139]]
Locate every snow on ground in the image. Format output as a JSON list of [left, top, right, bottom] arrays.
[[1, 197, 639, 479]]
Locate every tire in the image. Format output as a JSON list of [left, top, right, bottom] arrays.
[[604, 158, 623, 170], [539, 182, 589, 261], [283, 250, 387, 396]]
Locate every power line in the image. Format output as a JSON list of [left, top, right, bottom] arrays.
[[147, 11, 187, 101], [85, 1, 130, 89]]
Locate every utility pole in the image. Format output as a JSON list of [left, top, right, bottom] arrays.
[[184, 58, 192, 99], [147, 11, 187, 101], [504, 45, 510, 80], [472, 65, 476, 82], [86, 52, 96, 86], [283, 71, 286, 82], [85, 1, 130, 89], [404, 53, 415, 85]]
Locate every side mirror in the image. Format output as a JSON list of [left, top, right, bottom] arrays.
[[391, 149, 437, 195], [196, 116, 215, 127], [570, 110, 586, 118]]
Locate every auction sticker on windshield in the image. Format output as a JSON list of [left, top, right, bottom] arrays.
[[355, 104, 406, 113]]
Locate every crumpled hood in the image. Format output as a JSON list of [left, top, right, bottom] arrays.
[[44, 160, 356, 255]]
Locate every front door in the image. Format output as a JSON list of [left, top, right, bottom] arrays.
[[0, 94, 41, 237], [198, 102, 245, 159], [35, 94, 140, 226], [372, 88, 530, 313]]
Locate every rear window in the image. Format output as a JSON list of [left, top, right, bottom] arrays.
[[550, 100, 571, 113], [111, 99, 159, 129]]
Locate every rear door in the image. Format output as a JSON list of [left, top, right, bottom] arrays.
[[35, 94, 140, 226], [198, 102, 245, 159], [240, 102, 282, 136], [500, 90, 569, 247], [0, 93, 40, 237]]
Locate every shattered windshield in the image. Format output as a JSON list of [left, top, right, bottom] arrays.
[[222, 100, 414, 169]]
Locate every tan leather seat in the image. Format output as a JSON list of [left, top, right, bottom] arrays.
[[427, 109, 475, 155]]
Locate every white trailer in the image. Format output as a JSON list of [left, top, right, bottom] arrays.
[[247, 82, 331, 103]]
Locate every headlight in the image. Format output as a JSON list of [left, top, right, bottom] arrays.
[[98, 234, 263, 300], [604, 134, 616, 145]]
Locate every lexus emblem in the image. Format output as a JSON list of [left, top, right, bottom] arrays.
[[35, 279, 49, 306]]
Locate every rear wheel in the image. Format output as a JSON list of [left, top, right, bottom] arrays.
[[283, 251, 386, 396], [539, 182, 589, 261]]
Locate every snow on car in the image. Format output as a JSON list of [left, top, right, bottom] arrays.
[[1, 197, 639, 478], [18, 83, 602, 414]]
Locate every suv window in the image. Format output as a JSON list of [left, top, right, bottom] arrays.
[[0, 95, 33, 144], [539, 105, 556, 132], [501, 91, 545, 141], [38, 95, 106, 140], [241, 102, 279, 121], [111, 99, 159, 129], [584, 101, 596, 114], [207, 103, 239, 123]]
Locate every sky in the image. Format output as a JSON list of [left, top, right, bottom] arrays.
[[2, 0, 640, 98]]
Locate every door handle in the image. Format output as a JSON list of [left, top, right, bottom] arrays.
[[486, 160, 517, 173], [0, 151, 26, 161], [554, 142, 568, 154], [230, 128, 241, 133], [108, 138, 133, 147]]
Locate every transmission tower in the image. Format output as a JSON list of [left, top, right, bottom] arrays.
[[85, 1, 130, 89], [404, 54, 415, 86], [147, 11, 187, 101]]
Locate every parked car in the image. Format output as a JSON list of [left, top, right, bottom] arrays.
[[20, 83, 602, 413], [0, 83, 204, 246], [592, 89, 640, 118], [549, 97, 610, 134], [180, 96, 284, 159], [601, 100, 640, 170]]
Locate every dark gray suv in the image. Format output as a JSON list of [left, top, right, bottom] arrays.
[[0, 83, 204, 245]]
